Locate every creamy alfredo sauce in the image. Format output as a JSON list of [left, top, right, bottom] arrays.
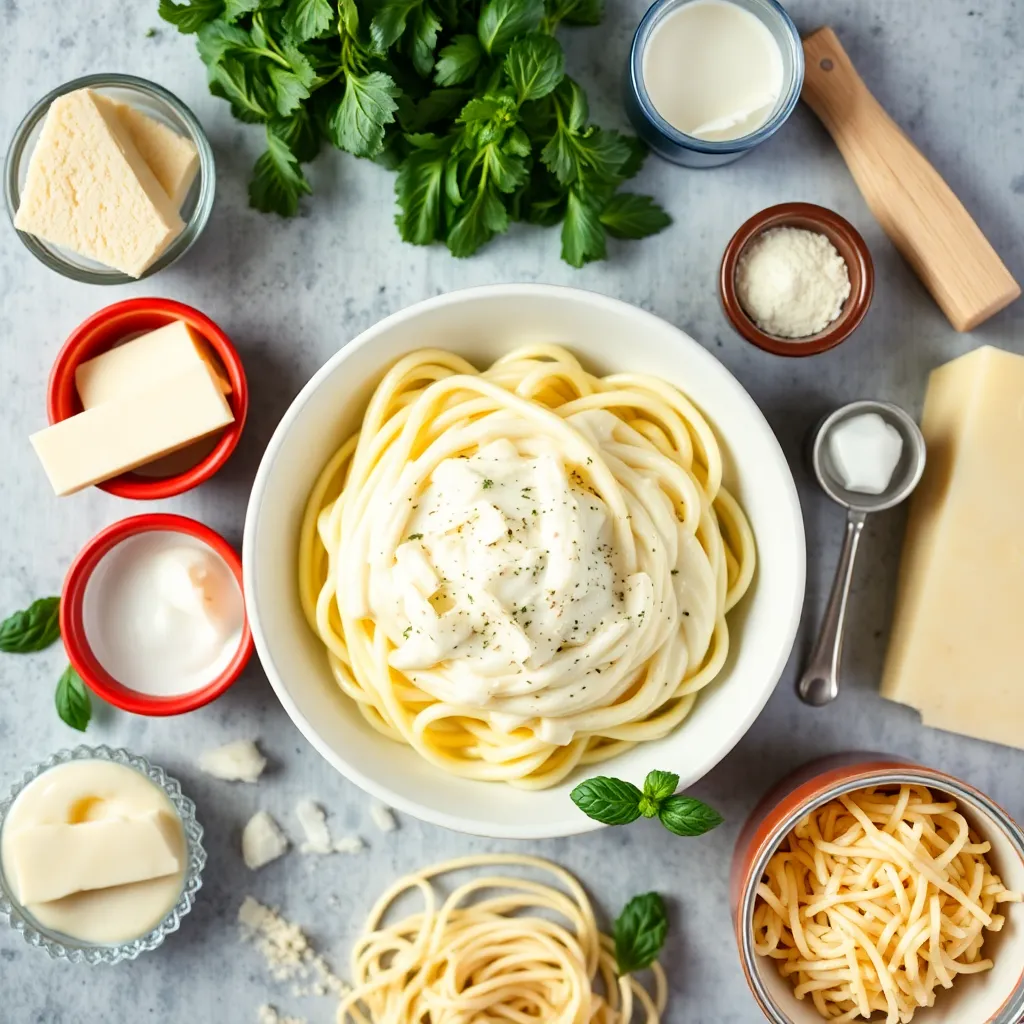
[[360, 411, 719, 745]]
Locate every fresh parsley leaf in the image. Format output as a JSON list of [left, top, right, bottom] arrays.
[[371, 0, 422, 51], [196, 17, 250, 64], [618, 135, 647, 180], [270, 108, 321, 163], [600, 193, 671, 240], [159, 0, 224, 33], [434, 34, 483, 86], [569, 776, 643, 825], [0, 597, 60, 654], [643, 769, 679, 804], [209, 54, 277, 121], [658, 796, 724, 837], [395, 138, 449, 243], [478, 0, 544, 54], [447, 181, 508, 257], [505, 34, 564, 103], [483, 143, 528, 193], [408, 6, 443, 77], [250, 129, 311, 215], [547, 0, 603, 26], [400, 88, 472, 131], [223, 0, 260, 22], [283, 0, 334, 41], [328, 71, 400, 157], [561, 189, 605, 266], [55, 666, 91, 733], [613, 893, 668, 975], [268, 64, 311, 116]]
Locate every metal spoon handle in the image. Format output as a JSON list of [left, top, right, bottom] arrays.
[[797, 509, 867, 706]]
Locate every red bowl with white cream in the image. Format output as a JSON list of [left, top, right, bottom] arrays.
[[61, 514, 253, 716], [47, 298, 248, 500]]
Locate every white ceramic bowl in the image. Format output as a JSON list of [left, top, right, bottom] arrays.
[[243, 285, 805, 838]]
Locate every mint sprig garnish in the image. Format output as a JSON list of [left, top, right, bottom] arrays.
[[570, 769, 722, 838]]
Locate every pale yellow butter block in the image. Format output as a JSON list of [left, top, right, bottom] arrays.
[[30, 364, 234, 496], [881, 346, 1024, 749], [14, 88, 184, 277], [9, 810, 182, 905], [94, 95, 199, 208], [75, 320, 231, 409]]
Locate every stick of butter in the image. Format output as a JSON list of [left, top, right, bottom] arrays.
[[881, 346, 1024, 749], [75, 321, 231, 409], [30, 364, 234, 496], [9, 810, 183, 905]]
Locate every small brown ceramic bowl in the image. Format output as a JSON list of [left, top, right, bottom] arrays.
[[719, 202, 874, 357]]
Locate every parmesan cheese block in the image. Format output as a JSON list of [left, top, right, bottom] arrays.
[[14, 88, 184, 277], [881, 346, 1024, 749], [95, 96, 200, 208]]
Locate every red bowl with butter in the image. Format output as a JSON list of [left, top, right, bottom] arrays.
[[47, 298, 247, 500], [61, 513, 254, 716]]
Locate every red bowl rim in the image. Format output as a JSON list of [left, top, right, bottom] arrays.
[[46, 298, 248, 500], [61, 513, 254, 716]]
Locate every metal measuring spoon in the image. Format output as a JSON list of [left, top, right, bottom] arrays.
[[797, 400, 926, 707]]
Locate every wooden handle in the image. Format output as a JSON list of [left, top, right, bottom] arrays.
[[801, 27, 1019, 332]]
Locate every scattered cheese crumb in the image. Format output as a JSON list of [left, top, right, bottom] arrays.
[[296, 799, 333, 855], [239, 897, 350, 999], [198, 739, 267, 783], [370, 802, 397, 833], [242, 811, 289, 870], [333, 836, 366, 855], [257, 1006, 305, 1024]]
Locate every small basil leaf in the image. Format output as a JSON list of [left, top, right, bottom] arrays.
[[570, 776, 642, 825], [614, 892, 668, 975], [658, 795, 724, 837], [0, 597, 61, 654], [55, 666, 92, 732], [642, 769, 679, 804]]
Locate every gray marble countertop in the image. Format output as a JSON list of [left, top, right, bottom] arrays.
[[1, 1, 1022, 1021]]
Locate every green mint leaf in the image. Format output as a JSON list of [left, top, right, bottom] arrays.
[[409, 6, 442, 77], [569, 776, 642, 825], [446, 182, 508, 257], [249, 129, 311, 215], [395, 140, 449, 244], [267, 65, 310, 116], [223, 0, 259, 22], [478, 0, 544, 54], [159, 0, 224, 33], [270, 108, 322, 163], [614, 893, 668, 975], [0, 597, 61, 654], [561, 189, 605, 266], [505, 34, 564, 103], [435, 34, 483, 86], [55, 666, 91, 733], [600, 192, 671, 240], [643, 769, 678, 804], [328, 71, 400, 158], [371, 0, 421, 51], [547, 0, 603, 26], [658, 795, 724, 837], [637, 795, 659, 818], [283, 0, 334, 41]]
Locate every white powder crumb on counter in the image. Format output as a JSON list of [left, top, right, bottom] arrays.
[[242, 811, 289, 870], [370, 802, 397, 833], [257, 1006, 305, 1024], [333, 836, 366, 855], [296, 799, 333, 855], [735, 226, 851, 339], [198, 739, 267, 783]]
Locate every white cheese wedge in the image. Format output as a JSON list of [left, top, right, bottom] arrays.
[[9, 811, 182, 904], [369, 803, 397, 833], [881, 346, 1024, 749], [197, 740, 266, 783], [95, 96, 199, 208], [242, 811, 288, 870], [14, 88, 184, 277], [75, 320, 231, 410], [30, 364, 234, 496], [296, 799, 332, 855]]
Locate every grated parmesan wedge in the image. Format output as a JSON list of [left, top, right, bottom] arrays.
[[370, 802, 397, 833], [242, 811, 289, 870], [198, 739, 267, 783]]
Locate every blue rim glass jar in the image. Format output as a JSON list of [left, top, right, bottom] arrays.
[[626, 0, 805, 168]]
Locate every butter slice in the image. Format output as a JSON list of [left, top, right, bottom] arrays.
[[31, 364, 233, 496], [9, 811, 182, 905], [881, 346, 1024, 749], [75, 321, 231, 409], [14, 89, 184, 278], [94, 96, 199, 208]]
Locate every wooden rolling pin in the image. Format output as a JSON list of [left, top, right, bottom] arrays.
[[802, 27, 1019, 332]]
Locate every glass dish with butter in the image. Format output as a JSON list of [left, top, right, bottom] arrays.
[[0, 746, 205, 963], [5, 74, 215, 283]]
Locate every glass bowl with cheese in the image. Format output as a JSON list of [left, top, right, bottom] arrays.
[[0, 745, 205, 963], [4, 74, 215, 283]]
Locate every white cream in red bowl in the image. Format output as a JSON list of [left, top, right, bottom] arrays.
[[242, 284, 805, 839]]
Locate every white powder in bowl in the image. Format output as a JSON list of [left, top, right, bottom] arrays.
[[735, 226, 851, 339]]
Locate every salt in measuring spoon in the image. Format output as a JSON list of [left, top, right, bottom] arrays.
[[797, 400, 925, 707]]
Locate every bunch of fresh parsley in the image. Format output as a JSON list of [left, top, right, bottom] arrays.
[[158, 0, 671, 265]]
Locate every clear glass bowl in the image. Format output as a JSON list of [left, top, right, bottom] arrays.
[[4, 74, 216, 283], [0, 745, 205, 964]]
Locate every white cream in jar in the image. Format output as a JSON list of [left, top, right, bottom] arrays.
[[82, 531, 244, 696], [642, 0, 784, 141]]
